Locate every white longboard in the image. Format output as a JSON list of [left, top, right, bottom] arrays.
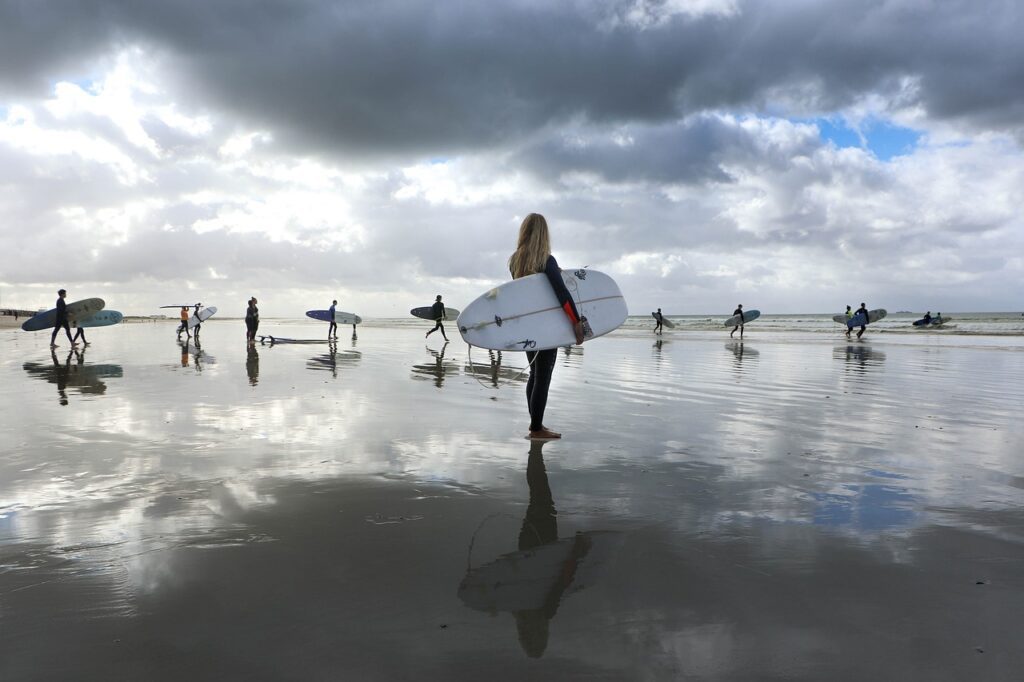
[[188, 306, 217, 329], [457, 268, 627, 351]]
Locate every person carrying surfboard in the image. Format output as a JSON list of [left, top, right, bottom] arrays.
[[729, 304, 745, 339], [844, 305, 853, 338], [654, 308, 664, 335], [425, 295, 449, 341], [192, 303, 202, 342], [855, 302, 869, 339], [177, 306, 190, 340], [509, 213, 585, 441], [328, 299, 338, 339], [50, 289, 77, 348]]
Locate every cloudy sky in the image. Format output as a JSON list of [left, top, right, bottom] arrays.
[[1, 0, 1022, 317]]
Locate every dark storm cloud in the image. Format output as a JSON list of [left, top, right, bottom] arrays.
[[2, 0, 1023, 161]]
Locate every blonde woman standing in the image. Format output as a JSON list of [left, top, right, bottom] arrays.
[[509, 214, 585, 440]]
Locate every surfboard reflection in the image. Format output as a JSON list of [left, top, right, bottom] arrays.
[[463, 350, 527, 387], [23, 349, 123, 405], [458, 441, 618, 658], [306, 345, 362, 377], [177, 339, 214, 372], [834, 344, 887, 373], [411, 342, 459, 388]]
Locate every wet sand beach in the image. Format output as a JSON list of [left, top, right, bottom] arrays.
[[2, 322, 1023, 680]]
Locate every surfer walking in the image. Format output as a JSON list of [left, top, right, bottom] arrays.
[[328, 299, 338, 339], [246, 297, 259, 345], [729, 304, 745, 339], [844, 305, 853, 338], [509, 213, 585, 441], [653, 308, 664, 335], [177, 306, 190, 340], [192, 303, 202, 342], [855, 302, 869, 340], [50, 289, 77, 348], [425, 295, 449, 341]]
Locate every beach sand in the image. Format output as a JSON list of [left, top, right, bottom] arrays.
[[1, 321, 1023, 680]]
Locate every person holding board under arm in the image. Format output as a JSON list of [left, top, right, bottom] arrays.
[[729, 304, 745, 339], [509, 213, 585, 441], [425, 295, 449, 341]]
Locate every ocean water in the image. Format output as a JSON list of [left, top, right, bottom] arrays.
[[2, 321, 1023, 679]]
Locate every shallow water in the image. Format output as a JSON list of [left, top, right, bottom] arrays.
[[2, 321, 1023, 680]]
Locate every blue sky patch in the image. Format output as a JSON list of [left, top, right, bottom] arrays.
[[815, 117, 922, 161]]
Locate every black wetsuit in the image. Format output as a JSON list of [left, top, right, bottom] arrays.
[[426, 301, 448, 340], [50, 297, 73, 345], [730, 307, 744, 336], [521, 255, 581, 432], [246, 303, 259, 341], [856, 306, 869, 337], [654, 311, 663, 334]]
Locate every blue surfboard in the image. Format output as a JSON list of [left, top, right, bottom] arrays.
[[74, 310, 124, 328], [847, 308, 887, 329]]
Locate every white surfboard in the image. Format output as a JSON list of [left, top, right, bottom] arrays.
[[457, 268, 627, 351], [652, 312, 675, 329], [187, 306, 217, 329]]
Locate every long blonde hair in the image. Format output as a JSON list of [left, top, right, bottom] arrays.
[[508, 213, 552, 279]]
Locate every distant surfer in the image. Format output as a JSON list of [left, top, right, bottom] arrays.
[[425, 295, 449, 341], [50, 289, 77, 348], [509, 213, 585, 441], [177, 306, 190, 341], [844, 305, 853, 338], [854, 302, 869, 340], [328, 299, 338, 339], [729, 304, 745, 339], [922, 311, 932, 325], [192, 303, 202, 342], [653, 308, 664, 335], [246, 297, 259, 345]]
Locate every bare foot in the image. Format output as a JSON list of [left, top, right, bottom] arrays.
[[527, 428, 562, 440]]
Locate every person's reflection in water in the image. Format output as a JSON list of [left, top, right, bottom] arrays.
[[52, 348, 72, 406], [192, 339, 205, 372], [514, 440, 592, 658], [246, 344, 259, 385], [326, 342, 338, 378], [179, 340, 189, 368]]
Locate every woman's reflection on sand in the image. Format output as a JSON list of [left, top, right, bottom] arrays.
[[23, 348, 123, 404], [246, 344, 259, 385], [458, 440, 595, 659]]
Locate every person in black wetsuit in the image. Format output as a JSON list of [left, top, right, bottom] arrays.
[[425, 295, 449, 341], [246, 297, 259, 345], [192, 303, 202, 343], [653, 308, 664, 335], [509, 213, 585, 440], [50, 289, 76, 348], [729, 304, 745, 339], [855, 302, 869, 340]]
